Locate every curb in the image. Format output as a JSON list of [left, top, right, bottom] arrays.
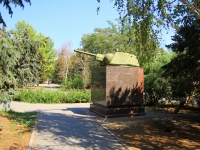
[[28, 112, 40, 150]]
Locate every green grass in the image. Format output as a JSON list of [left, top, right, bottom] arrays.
[[13, 89, 91, 103], [0, 110, 38, 127]]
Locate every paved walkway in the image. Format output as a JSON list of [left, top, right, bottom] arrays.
[[10, 102, 126, 150]]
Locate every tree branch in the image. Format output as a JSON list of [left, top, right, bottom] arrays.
[[180, 0, 200, 20], [0, 13, 6, 27]]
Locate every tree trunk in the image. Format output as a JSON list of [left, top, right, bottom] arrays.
[[174, 98, 186, 113]]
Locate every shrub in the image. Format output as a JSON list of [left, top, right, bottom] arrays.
[[61, 89, 91, 103], [13, 89, 91, 103], [13, 89, 61, 103], [61, 75, 84, 90], [61, 76, 73, 90], [71, 75, 84, 89]]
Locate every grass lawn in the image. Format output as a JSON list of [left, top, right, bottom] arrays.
[[0, 110, 37, 150]]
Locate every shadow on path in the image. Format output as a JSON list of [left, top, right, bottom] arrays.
[[34, 110, 124, 150]]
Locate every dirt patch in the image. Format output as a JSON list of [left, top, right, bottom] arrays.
[[0, 113, 35, 150], [100, 107, 200, 150]]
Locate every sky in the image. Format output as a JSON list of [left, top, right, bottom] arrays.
[[0, 0, 173, 51]]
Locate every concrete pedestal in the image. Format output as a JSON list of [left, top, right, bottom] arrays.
[[89, 66, 145, 118]]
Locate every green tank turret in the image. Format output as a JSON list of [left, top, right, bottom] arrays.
[[74, 49, 140, 67]]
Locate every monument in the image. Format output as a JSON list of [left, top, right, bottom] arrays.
[[75, 50, 145, 117]]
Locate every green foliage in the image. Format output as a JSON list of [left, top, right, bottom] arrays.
[[52, 43, 71, 84], [13, 29, 41, 87], [54, 45, 91, 88], [61, 75, 84, 90], [52, 61, 62, 84], [0, 21, 56, 104], [162, 19, 200, 101], [68, 53, 92, 88], [72, 75, 84, 89], [144, 50, 175, 105], [0, 26, 20, 103], [15, 21, 56, 83], [37, 34, 56, 81], [81, 20, 159, 67], [0, 110, 37, 128], [13, 89, 91, 103], [13, 89, 61, 103], [97, 0, 200, 66], [61, 76, 73, 89], [61, 89, 91, 103]]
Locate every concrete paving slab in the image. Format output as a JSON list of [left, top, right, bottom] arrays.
[[10, 102, 126, 150], [34, 112, 124, 150]]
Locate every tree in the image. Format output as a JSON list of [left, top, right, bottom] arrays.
[[13, 28, 41, 87], [36, 50, 46, 84], [81, 20, 159, 67], [53, 43, 72, 84], [0, 23, 43, 104], [0, 0, 31, 27], [0, 26, 21, 104], [162, 19, 200, 104], [53, 45, 92, 88], [144, 50, 175, 105], [37, 34, 56, 81], [69, 52, 92, 88], [97, 0, 200, 58], [15, 21, 56, 83]]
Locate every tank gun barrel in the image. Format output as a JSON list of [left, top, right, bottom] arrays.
[[74, 49, 96, 56]]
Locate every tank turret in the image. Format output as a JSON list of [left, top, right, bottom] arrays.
[[74, 49, 139, 67]]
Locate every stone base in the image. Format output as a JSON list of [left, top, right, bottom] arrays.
[[91, 66, 144, 107], [89, 104, 145, 118]]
